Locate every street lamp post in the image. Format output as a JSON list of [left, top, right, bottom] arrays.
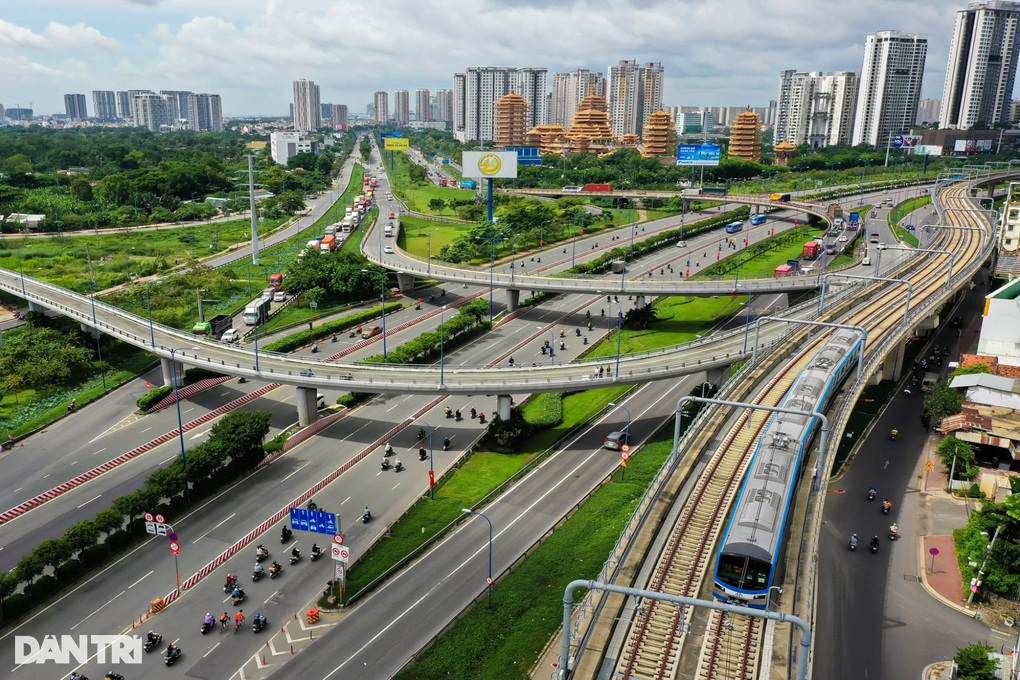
[[462, 508, 494, 608], [736, 285, 753, 354], [608, 402, 632, 443], [419, 419, 435, 500], [167, 345, 200, 506], [439, 305, 447, 386], [614, 309, 623, 378], [85, 244, 107, 390], [474, 235, 505, 324], [361, 269, 388, 360]]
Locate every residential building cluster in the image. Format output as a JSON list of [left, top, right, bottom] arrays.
[[84, 89, 223, 131]]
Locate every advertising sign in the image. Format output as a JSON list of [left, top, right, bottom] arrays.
[[977, 139, 993, 152], [892, 135, 921, 149], [915, 145, 943, 156], [503, 146, 542, 166], [462, 151, 518, 178], [676, 143, 721, 166], [383, 137, 409, 151], [288, 507, 338, 536], [954, 139, 969, 152]]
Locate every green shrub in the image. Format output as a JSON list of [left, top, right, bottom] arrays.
[[337, 392, 371, 408], [25, 575, 58, 601], [523, 393, 563, 427], [264, 434, 286, 454], [184, 367, 226, 383], [262, 303, 402, 353], [3, 593, 31, 621], [137, 385, 173, 411], [54, 559, 85, 583]]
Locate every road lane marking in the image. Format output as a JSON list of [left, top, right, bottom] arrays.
[[391, 484, 400, 491], [92, 447, 107, 456], [190, 429, 211, 440], [129, 570, 153, 588], [204, 641, 221, 657], [70, 460, 78, 466], [282, 464, 308, 482], [12, 488, 21, 493], [342, 497, 350, 505], [264, 591, 278, 604], [220, 391, 230, 397], [195, 512, 237, 542], [141, 427, 152, 433], [70, 590, 125, 630], [183, 408, 195, 414], [161, 456, 176, 464], [76, 494, 102, 509], [42, 474, 50, 479]]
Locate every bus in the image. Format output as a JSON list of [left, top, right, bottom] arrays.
[[750, 214, 767, 225], [562, 186, 583, 193], [725, 222, 744, 234]]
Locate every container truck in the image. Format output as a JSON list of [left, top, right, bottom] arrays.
[[319, 235, 338, 252], [802, 241, 820, 259], [269, 273, 285, 290], [243, 299, 271, 326], [699, 187, 727, 196], [584, 183, 613, 192], [192, 314, 233, 339], [770, 193, 792, 202], [460, 179, 478, 189]]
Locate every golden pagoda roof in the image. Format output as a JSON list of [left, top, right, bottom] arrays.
[[774, 140, 796, 151]]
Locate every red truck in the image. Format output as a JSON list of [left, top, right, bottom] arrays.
[[268, 273, 284, 290], [319, 235, 338, 252], [584, 183, 612, 192], [802, 241, 820, 260]]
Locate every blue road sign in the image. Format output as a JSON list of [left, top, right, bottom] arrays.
[[289, 507, 338, 536]]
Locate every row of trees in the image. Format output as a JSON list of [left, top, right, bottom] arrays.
[[283, 250, 389, 302], [0, 410, 271, 622]]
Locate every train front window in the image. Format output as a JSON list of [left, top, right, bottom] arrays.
[[718, 555, 771, 590]]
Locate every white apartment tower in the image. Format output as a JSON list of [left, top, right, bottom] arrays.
[[331, 104, 348, 129], [551, 69, 606, 127], [415, 89, 431, 122], [607, 60, 664, 139], [453, 74, 467, 132], [188, 93, 223, 132], [775, 71, 859, 147], [941, 1, 1020, 129], [374, 91, 389, 124], [458, 67, 548, 142], [432, 89, 453, 123], [852, 31, 928, 147], [292, 79, 321, 133], [132, 93, 171, 132], [393, 89, 410, 126]]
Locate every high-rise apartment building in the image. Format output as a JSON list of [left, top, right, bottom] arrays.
[[550, 69, 606, 128], [132, 93, 170, 132], [393, 89, 410, 126], [453, 74, 467, 131], [187, 93, 223, 131], [374, 91, 389, 124], [414, 89, 431, 122], [160, 91, 193, 125], [457, 67, 548, 141], [331, 104, 348, 129], [941, 1, 1020, 129], [92, 91, 117, 121], [116, 90, 153, 124], [293, 79, 321, 133], [64, 94, 87, 120], [917, 98, 942, 124], [432, 89, 453, 123], [774, 71, 859, 147], [852, 31, 928, 147], [607, 60, 664, 139]]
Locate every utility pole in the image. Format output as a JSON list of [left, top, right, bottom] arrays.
[[967, 524, 1002, 605], [248, 154, 260, 265]]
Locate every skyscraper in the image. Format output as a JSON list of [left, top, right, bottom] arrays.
[[132, 93, 171, 132], [917, 98, 942, 124], [64, 94, 87, 120], [160, 91, 193, 126], [774, 71, 859, 147], [415, 88, 431, 122], [374, 91, 389, 124], [852, 31, 928, 147], [92, 91, 117, 121], [433, 88, 453, 123], [458, 67, 548, 142], [453, 74, 467, 132], [513, 68, 548, 128], [293, 79, 321, 133], [551, 69, 606, 128], [941, 1, 1020, 129], [331, 104, 348, 130], [393, 89, 410, 126], [188, 93, 223, 131], [607, 60, 665, 139]]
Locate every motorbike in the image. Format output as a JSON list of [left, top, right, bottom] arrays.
[[443, 437, 451, 451], [281, 527, 292, 543], [870, 537, 880, 553], [105, 673, 125, 680], [269, 563, 283, 579], [252, 614, 267, 633], [289, 550, 301, 565], [417, 427, 426, 440], [223, 576, 238, 594], [311, 344, 319, 354], [575, 328, 581, 337], [238, 376, 248, 384], [867, 487, 877, 501], [361, 510, 372, 524], [310, 545, 322, 561], [380, 459, 391, 471], [252, 566, 266, 581], [200, 619, 214, 634], [890, 429, 898, 441], [882, 500, 892, 514], [419, 447, 428, 461], [384, 443, 394, 457], [165, 646, 182, 666], [848, 535, 858, 551], [478, 413, 486, 424], [559, 340, 566, 351], [307, 500, 319, 511], [349, 330, 357, 338], [256, 546, 269, 562], [583, 336, 588, 345], [394, 460, 404, 472], [889, 524, 900, 540], [144, 632, 162, 651], [231, 590, 246, 606], [455, 410, 462, 421], [444, 407, 453, 419]]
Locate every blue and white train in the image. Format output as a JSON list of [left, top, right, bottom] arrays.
[[712, 327, 865, 607]]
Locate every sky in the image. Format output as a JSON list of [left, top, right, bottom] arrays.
[[0, 0, 967, 118]]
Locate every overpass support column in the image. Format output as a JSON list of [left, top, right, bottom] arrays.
[[27, 301, 44, 314], [878, 339, 907, 383], [79, 323, 99, 339], [505, 289, 521, 312], [635, 295, 647, 309], [705, 366, 729, 387], [161, 358, 184, 388], [295, 386, 319, 428], [395, 272, 415, 292], [496, 394, 513, 422]]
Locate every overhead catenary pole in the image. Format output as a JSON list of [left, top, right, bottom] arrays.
[[248, 154, 260, 265]]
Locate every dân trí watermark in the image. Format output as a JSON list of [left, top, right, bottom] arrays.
[[15, 635, 142, 665]]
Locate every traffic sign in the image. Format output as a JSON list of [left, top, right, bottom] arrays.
[[169, 541, 180, 555], [925, 460, 934, 472], [168, 532, 178, 542], [144, 512, 154, 523], [486, 576, 493, 586], [332, 545, 350, 563], [335, 563, 345, 581], [621, 444, 631, 454], [289, 507, 338, 536], [333, 534, 344, 545], [929, 547, 940, 557], [620, 451, 631, 461], [155, 513, 166, 524]]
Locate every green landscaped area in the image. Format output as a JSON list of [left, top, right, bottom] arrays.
[[888, 194, 930, 248], [399, 217, 475, 258], [388, 152, 471, 213]]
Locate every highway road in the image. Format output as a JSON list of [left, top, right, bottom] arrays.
[[815, 281, 999, 679]]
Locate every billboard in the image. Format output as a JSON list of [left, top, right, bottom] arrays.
[[677, 143, 721, 166], [892, 135, 922, 148], [914, 145, 943, 156], [503, 146, 542, 166], [462, 151, 518, 178], [383, 137, 409, 151]]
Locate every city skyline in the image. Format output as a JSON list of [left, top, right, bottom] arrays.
[[0, 1, 981, 117]]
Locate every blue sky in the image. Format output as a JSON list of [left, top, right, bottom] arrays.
[[1, 0, 966, 117]]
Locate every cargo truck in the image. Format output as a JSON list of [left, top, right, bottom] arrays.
[[802, 241, 820, 259], [242, 299, 271, 326], [269, 273, 284, 290], [319, 235, 338, 252], [699, 187, 727, 196], [770, 193, 791, 202], [584, 183, 613, 192], [192, 314, 233, 339]]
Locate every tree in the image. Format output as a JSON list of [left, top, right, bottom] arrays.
[[112, 490, 154, 526], [14, 553, 44, 584], [305, 286, 326, 306], [922, 383, 964, 426], [95, 508, 125, 540], [953, 642, 997, 680], [145, 462, 186, 503], [34, 539, 72, 570], [63, 519, 100, 559], [208, 410, 271, 467], [935, 437, 979, 482], [429, 198, 446, 214], [408, 164, 427, 184], [0, 573, 16, 621]]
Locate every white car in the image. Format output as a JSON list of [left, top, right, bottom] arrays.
[[220, 328, 240, 344], [273, 291, 286, 303], [838, 235, 848, 242], [676, 241, 687, 248], [383, 245, 394, 254]]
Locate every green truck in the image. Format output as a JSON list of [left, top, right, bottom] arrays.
[[192, 314, 233, 339]]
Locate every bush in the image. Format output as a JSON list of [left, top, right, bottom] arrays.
[[25, 574, 58, 601], [338, 392, 371, 408], [54, 559, 85, 584], [264, 434, 286, 454], [137, 385, 173, 411], [184, 367, 226, 384], [106, 530, 134, 552], [2, 593, 31, 621], [263, 303, 403, 353], [523, 393, 563, 428], [80, 544, 106, 566]]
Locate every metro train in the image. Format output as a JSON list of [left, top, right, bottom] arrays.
[[712, 327, 865, 607]]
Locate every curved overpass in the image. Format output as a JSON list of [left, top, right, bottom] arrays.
[[367, 192, 835, 295]]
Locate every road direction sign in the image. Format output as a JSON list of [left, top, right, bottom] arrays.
[[925, 460, 934, 472], [169, 541, 180, 555], [289, 507, 338, 536], [333, 534, 344, 545]]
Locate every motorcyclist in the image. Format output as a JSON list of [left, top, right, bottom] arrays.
[[269, 561, 282, 576], [253, 611, 266, 628], [443, 436, 451, 450], [166, 642, 180, 658], [311, 543, 321, 556], [882, 499, 893, 513], [253, 563, 266, 577], [395, 458, 403, 470], [362, 507, 371, 520], [454, 409, 461, 420], [478, 412, 486, 423], [891, 428, 899, 439], [291, 546, 300, 559], [149, 628, 162, 644], [256, 545, 268, 559], [418, 426, 426, 439], [311, 342, 319, 353], [868, 485, 877, 499], [419, 446, 428, 460], [870, 536, 880, 549], [849, 533, 858, 549], [232, 586, 244, 600], [889, 523, 899, 538], [444, 406, 452, 417], [384, 442, 394, 456], [281, 526, 292, 540], [559, 340, 566, 350], [381, 457, 391, 470]]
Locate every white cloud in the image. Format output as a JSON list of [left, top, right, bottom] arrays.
[[0, 19, 48, 49], [45, 22, 120, 52]]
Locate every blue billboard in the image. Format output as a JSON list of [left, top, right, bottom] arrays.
[[677, 143, 721, 166], [289, 507, 338, 536], [503, 146, 543, 166]]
